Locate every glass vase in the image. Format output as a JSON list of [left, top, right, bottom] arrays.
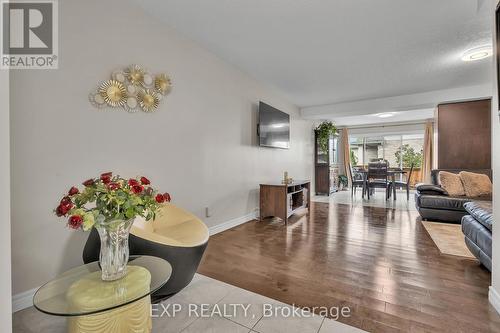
[[95, 219, 134, 281]]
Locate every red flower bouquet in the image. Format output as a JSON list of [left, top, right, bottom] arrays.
[[54, 172, 171, 231]]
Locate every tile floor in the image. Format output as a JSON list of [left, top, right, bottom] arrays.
[[13, 274, 366, 333], [312, 189, 416, 211]]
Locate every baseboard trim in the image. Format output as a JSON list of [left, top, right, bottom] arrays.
[[208, 210, 258, 236], [12, 286, 37, 313], [12, 211, 259, 313], [489, 286, 500, 315]]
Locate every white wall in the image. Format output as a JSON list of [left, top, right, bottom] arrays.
[[10, 0, 313, 296], [1, 68, 13, 328], [348, 123, 425, 137], [490, 0, 500, 314]]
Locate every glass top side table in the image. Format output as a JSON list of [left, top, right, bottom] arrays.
[[33, 255, 172, 317]]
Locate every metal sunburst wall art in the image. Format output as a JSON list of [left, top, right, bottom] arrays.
[[89, 64, 172, 113]]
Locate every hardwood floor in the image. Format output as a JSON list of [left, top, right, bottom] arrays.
[[198, 202, 500, 332]]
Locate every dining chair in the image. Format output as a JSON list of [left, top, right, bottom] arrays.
[[348, 166, 366, 198], [367, 161, 391, 200], [391, 163, 414, 200], [370, 158, 389, 166]]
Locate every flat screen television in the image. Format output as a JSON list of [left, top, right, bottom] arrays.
[[258, 101, 290, 149]]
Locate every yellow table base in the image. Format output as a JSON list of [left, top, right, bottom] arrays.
[[66, 266, 153, 333], [68, 295, 152, 333]]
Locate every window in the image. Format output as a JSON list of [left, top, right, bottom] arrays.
[[349, 136, 363, 167], [400, 134, 424, 169], [348, 131, 424, 186], [364, 136, 384, 163]]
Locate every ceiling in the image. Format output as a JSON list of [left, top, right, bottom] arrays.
[[135, 0, 492, 110], [330, 109, 435, 127]]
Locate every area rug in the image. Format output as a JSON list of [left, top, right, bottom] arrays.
[[422, 221, 475, 259]]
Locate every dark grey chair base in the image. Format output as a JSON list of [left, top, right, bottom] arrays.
[[83, 229, 208, 303], [416, 207, 467, 224]]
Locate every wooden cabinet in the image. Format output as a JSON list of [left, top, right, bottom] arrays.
[[314, 130, 338, 195], [437, 99, 491, 170], [260, 180, 310, 224]]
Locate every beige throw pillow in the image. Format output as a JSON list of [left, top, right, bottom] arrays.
[[438, 171, 465, 196], [459, 171, 492, 198]]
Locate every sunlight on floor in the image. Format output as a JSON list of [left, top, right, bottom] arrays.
[[312, 189, 417, 211]]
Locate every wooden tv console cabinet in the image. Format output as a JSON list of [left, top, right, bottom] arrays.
[[259, 180, 310, 224]]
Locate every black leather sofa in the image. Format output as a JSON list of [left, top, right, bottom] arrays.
[[415, 169, 492, 223], [462, 201, 492, 271]]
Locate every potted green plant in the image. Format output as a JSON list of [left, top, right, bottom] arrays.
[[338, 175, 349, 191], [54, 172, 171, 281], [315, 121, 338, 153]]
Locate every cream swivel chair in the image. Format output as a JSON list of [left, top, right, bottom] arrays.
[[83, 203, 209, 302]]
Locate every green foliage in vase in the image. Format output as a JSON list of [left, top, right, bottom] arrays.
[[315, 121, 337, 153], [54, 172, 171, 231]]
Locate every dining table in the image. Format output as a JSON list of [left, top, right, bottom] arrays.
[[354, 168, 407, 200]]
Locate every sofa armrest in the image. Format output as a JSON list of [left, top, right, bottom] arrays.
[[415, 183, 449, 196], [464, 201, 493, 231]]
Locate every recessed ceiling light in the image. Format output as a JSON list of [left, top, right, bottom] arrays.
[[373, 112, 397, 118], [461, 46, 492, 62]]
